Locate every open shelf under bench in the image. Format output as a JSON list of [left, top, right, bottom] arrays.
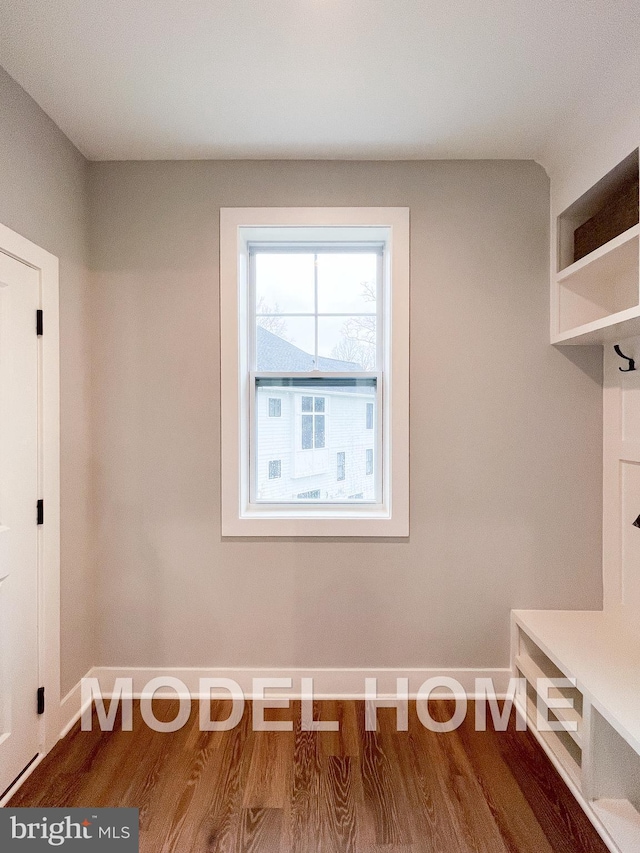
[[512, 609, 640, 853]]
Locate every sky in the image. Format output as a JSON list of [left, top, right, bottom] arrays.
[[255, 252, 377, 358]]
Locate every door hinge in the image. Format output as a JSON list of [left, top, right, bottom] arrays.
[[37, 687, 45, 715], [36, 310, 43, 336], [37, 499, 44, 525]]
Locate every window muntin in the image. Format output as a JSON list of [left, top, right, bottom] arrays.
[[253, 247, 380, 373]]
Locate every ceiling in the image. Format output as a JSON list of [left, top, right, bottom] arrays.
[[0, 0, 638, 161]]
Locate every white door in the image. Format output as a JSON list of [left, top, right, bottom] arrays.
[[0, 250, 40, 796]]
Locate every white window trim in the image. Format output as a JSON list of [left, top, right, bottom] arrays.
[[220, 207, 409, 537]]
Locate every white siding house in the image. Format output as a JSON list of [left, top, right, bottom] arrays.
[[255, 328, 376, 502]]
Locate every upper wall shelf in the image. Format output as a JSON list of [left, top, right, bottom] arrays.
[[552, 149, 640, 345]]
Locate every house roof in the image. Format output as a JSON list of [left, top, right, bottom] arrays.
[[257, 326, 361, 372]]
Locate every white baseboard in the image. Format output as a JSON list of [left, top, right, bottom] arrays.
[[58, 674, 95, 739], [89, 666, 512, 699], [0, 753, 46, 808], [0, 665, 511, 807]]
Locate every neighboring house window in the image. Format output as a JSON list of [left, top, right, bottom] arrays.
[[366, 402, 374, 430], [220, 207, 410, 537], [366, 448, 374, 475], [268, 398, 281, 417], [268, 460, 281, 479], [301, 396, 325, 449]]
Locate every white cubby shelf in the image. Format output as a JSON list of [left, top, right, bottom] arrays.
[[552, 148, 639, 345], [512, 609, 640, 853]]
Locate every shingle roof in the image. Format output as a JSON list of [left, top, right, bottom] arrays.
[[257, 326, 361, 371]]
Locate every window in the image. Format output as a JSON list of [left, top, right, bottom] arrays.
[[268, 398, 281, 417], [220, 207, 409, 536], [301, 396, 325, 449], [268, 460, 281, 479], [366, 402, 374, 430]]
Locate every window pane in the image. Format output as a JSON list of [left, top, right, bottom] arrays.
[[317, 253, 378, 313], [366, 402, 374, 429], [366, 448, 374, 476], [301, 414, 313, 449], [256, 316, 315, 370], [255, 252, 315, 313], [318, 315, 376, 371], [255, 380, 377, 502], [268, 460, 281, 479], [269, 398, 281, 417]]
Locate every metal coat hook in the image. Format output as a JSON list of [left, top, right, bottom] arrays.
[[614, 344, 636, 372]]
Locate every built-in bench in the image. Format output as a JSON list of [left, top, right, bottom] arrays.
[[512, 609, 640, 853]]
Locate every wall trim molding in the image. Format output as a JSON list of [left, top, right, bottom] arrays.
[[1, 664, 511, 805], [0, 753, 45, 808], [90, 666, 513, 699], [58, 672, 94, 740]]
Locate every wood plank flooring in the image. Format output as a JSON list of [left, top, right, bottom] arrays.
[[10, 701, 608, 852]]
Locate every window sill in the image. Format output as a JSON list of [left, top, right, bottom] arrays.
[[222, 506, 408, 538]]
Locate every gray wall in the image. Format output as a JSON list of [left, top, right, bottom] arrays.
[[0, 67, 94, 695], [0, 66, 608, 687], [88, 160, 603, 671]]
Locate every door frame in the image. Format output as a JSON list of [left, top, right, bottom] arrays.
[[0, 222, 60, 761]]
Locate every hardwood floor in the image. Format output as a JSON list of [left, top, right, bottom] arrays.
[[10, 700, 608, 852]]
